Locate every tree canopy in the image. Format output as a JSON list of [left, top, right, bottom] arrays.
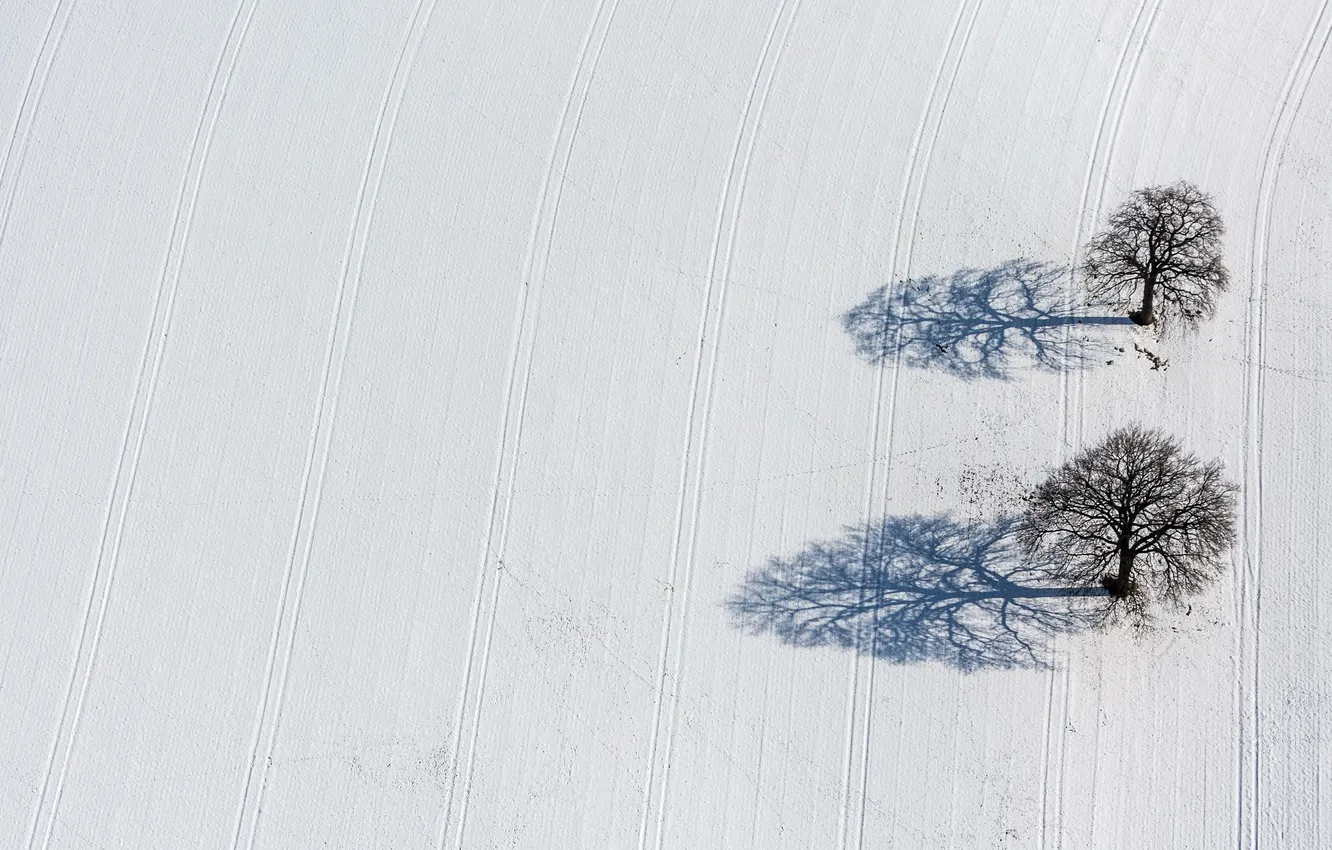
[[1082, 181, 1229, 330], [1017, 424, 1238, 615]]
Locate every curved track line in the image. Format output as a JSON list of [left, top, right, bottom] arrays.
[[1087, 0, 1163, 239], [1040, 4, 1163, 847], [227, 1, 444, 845], [22, 3, 260, 846], [632, 3, 795, 845], [0, 0, 77, 253], [1061, 0, 1161, 451], [636, 4, 804, 849], [838, 2, 983, 848], [1067, 0, 1164, 449], [1239, 5, 1332, 847], [434, 2, 623, 847], [841, 0, 974, 842]]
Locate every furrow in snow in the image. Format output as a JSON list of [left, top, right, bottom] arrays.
[[1063, 0, 1163, 452], [634, 0, 797, 844], [1239, 4, 1332, 847], [0, 0, 77, 253], [1042, 2, 1163, 846], [24, 3, 260, 847], [437, 1, 624, 847], [640, 3, 805, 848], [839, 0, 973, 840], [228, 0, 442, 845], [844, 1, 984, 847]]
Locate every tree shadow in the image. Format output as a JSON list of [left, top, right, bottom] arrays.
[[727, 514, 1105, 671], [842, 259, 1133, 380]]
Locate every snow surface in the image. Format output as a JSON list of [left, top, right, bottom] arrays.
[[2, 0, 1330, 847]]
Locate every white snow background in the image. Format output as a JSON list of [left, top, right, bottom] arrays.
[[1, 0, 1329, 847]]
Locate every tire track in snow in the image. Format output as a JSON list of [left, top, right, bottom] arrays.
[[1042, 2, 1163, 846], [23, 3, 261, 847], [635, 3, 802, 848], [0, 0, 77, 253], [434, 1, 622, 847], [1239, 5, 1332, 847], [1063, 0, 1163, 451], [22, 2, 260, 847], [838, 2, 981, 847], [227, 1, 442, 845]]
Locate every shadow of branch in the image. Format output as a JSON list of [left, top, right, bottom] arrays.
[[728, 514, 1105, 671], [842, 259, 1132, 380]]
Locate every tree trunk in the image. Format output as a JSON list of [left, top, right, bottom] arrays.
[[1106, 549, 1135, 597], [1131, 275, 1157, 325]]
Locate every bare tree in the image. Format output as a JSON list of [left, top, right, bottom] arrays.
[[1082, 181, 1229, 329], [1017, 424, 1237, 614]]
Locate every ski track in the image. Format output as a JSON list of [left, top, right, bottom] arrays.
[[0, 0, 77, 254], [838, 1, 982, 847], [1239, 4, 1332, 847], [435, 1, 623, 847], [1040, 2, 1163, 846], [22, 2, 260, 846], [227, 0, 442, 845], [636, 2, 803, 848]]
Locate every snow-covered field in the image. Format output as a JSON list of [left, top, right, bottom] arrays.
[[2, 0, 1329, 846]]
